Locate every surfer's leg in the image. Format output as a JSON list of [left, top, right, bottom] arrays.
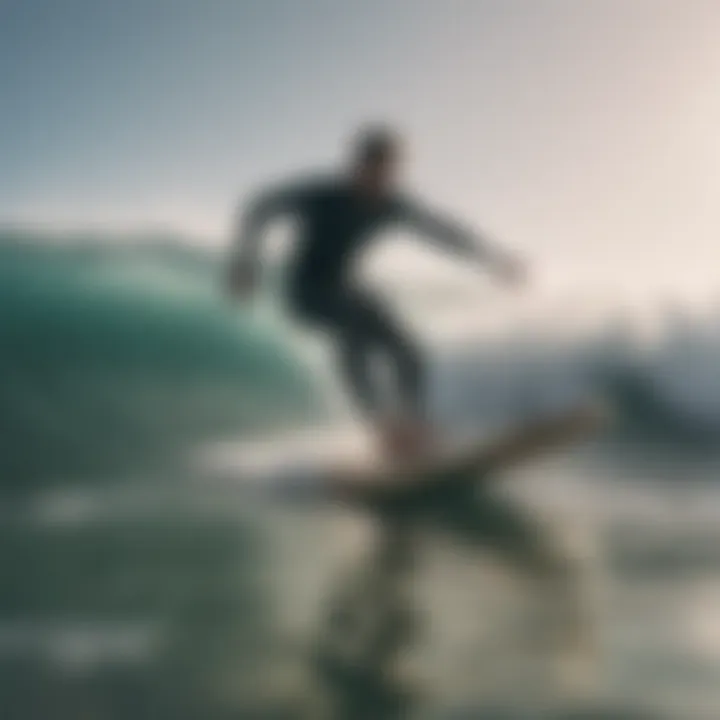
[[291, 285, 428, 454], [338, 290, 431, 457], [290, 287, 384, 418], [335, 291, 422, 414], [358, 298, 424, 421], [336, 326, 382, 417]]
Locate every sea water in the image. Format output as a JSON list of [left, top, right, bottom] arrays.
[[3, 231, 720, 719]]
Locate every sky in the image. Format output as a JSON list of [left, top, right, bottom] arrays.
[[2, 0, 720, 309]]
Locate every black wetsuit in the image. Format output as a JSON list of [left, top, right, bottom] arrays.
[[236, 175, 493, 419]]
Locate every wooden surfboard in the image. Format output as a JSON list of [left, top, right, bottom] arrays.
[[328, 402, 608, 514]]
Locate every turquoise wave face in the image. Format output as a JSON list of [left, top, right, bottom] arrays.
[[0, 231, 323, 494]]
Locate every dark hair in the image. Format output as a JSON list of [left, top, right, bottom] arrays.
[[353, 125, 400, 165]]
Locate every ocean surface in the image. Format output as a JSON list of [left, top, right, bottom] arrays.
[[3, 229, 720, 719]]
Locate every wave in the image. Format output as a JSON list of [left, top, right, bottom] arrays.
[[440, 320, 720, 457], [4, 227, 720, 496], [0, 229, 325, 496]]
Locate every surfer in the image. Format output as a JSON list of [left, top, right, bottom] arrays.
[[227, 126, 526, 458]]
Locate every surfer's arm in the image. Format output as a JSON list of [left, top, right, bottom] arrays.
[[396, 197, 524, 282], [227, 182, 307, 294]]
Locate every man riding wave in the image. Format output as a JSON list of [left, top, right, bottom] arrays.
[[228, 126, 526, 459]]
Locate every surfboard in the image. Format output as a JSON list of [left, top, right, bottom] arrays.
[[327, 401, 608, 514], [195, 401, 608, 514]]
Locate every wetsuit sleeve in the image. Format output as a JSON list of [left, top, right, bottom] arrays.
[[395, 196, 503, 267], [230, 181, 310, 271]]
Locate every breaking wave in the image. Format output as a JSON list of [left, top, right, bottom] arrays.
[[3, 226, 720, 496], [0, 229, 324, 496]]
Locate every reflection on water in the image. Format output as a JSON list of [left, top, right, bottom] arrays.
[[3, 457, 720, 719]]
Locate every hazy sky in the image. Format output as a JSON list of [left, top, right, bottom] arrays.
[[3, 0, 720, 304]]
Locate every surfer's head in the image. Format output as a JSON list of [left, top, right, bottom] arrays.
[[351, 124, 402, 198]]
